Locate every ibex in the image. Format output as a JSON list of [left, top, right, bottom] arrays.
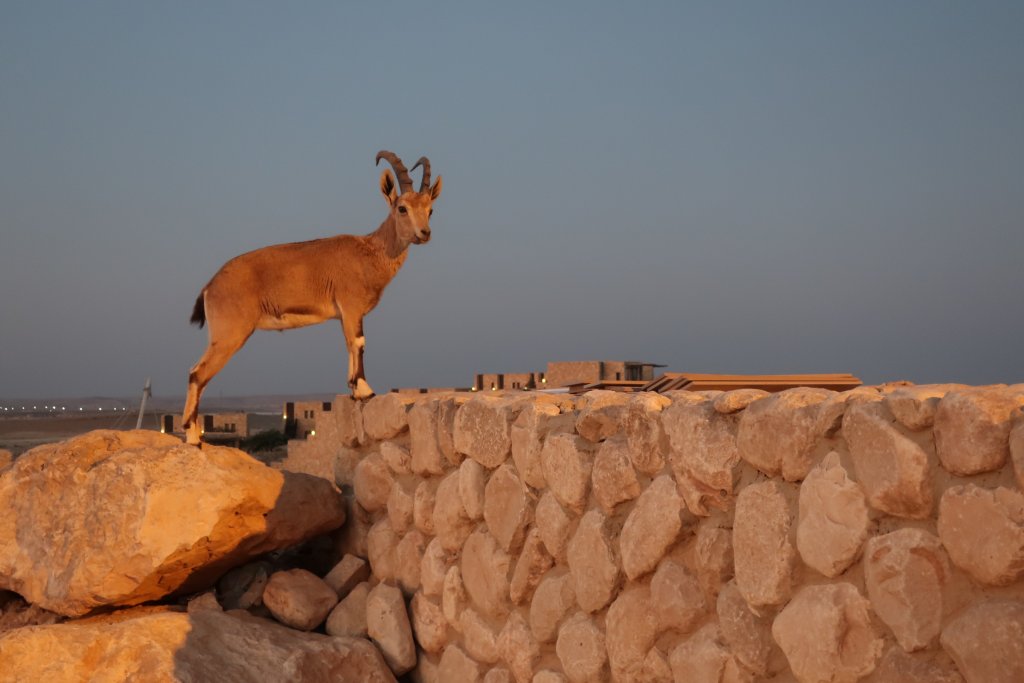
[[182, 151, 442, 445]]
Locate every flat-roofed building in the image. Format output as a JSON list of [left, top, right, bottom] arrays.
[[284, 400, 333, 439], [544, 360, 662, 388]]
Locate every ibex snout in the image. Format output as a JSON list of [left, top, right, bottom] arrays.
[[415, 227, 431, 244]]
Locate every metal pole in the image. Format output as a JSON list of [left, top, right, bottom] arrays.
[[136, 378, 151, 430]]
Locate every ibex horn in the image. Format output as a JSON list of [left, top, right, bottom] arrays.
[[411, 157, 431, 192], [375, 151, 413, 194]]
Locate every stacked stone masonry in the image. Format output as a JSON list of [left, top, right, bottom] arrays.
[[286, 383, 1024, 683]]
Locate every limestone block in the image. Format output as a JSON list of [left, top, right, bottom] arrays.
[[536, 491, 574, 559], [334, 396, 366, 447], [815, 387, 883, 437], [937, 484, 1024, 585], [432, 470, 474, 551], [324, 554, 370, 598], [1012, 411, 1024, 490], [510, 528, 554, 604], [605, 584, 658, 683], [367, 516, 398, 581], [442, 566, 468, 631], [533, 671, 568, 683], [485, 668, 514, 683], [326, 581, 370, 637], [410, 399, 446, 475], [556, 612, 608, 683], [591, 438, 642, 513], [624, 392, 672, 475], [620, 475, 685, 580], [864, 528, 949, 652], [884, 384, 963, 431], [354, 453, 394, 513], [485, 464, 531, 552], [511, 402, 563, 488], [337, 494, 372, 559], [940, 599, 1024, 683], [843, 401, 933, 518], [388, 481, 415, 533], [867, 647, 965, 683], [380, 442, 410, 476], [576, 390, 630, 443], [262, 568, 338, 631], [439, 644, 483, 683], [367, 582, 416, 676], [717, 581, 783, 677], [650, 559, 705, 634], [935, 387, 1020, 475], [395, 530, 428, 596], [462, 607, 501, 664], [733, 480, 796, 607], [530, 570, 577, 643], [460, 458, 488, 520], [772, 583, 883, 683], [455, 396, 516, 468], [668, 623, 751, 683], [797, 452, 870, 577], [499, 610, 541, 683], [217, 560, 271, 611], [566, 509, 620, 613], [420, 537, 454, 598], [663, 400, 741, 514], [334, 447, 362, 489], [737, 387, 833, 480], [541, 433, 593, 514], [413, 479, 438, 535], [363, 393, 413, 440], [714, 388, 770, 414], [410, 591, 447, 654], [461, 530, 513, 617], [694, 523, 734, 598], [437, 397, 463, 466]]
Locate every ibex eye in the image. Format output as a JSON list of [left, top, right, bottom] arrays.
[[398, 206, 408, 214]]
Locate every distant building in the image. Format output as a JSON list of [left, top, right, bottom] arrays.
[[543, 360, 662, 387], [284, 400, 332, 439], [161, 411, 251, 438]]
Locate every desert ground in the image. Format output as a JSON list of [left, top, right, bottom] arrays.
[[0, 413, 165, 456]]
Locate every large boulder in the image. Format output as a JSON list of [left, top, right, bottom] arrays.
[[0, 606, 396, 682], [0, 430, 345, 617]]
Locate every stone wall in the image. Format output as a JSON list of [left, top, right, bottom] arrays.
[[285, 383, 1024, 683]]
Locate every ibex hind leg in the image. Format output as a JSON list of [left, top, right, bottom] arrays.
[[182, 330, 252, 445], [341, 316, 374, 400]]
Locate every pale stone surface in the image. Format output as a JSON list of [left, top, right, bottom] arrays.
[[395, 530, 428, 595], [556, 612, 608, 682], [485, 668, 514, 683], [510, 528, 554, 604], [410, 399, 447, 475], [815, 387, 882, 437], [0, 606, 397, 683], [733, 480, 796, 607], [717, 581, 783, 677], [410, 592, 447, 653], [461, 607, 501, 664], [432, 470, 474, 551], [0, 449, 13, 470], [533, 671, 568, 683], [866, 647, 964, 683], [388, 481, 415, 533], [864, 528, 949, 652], [354, 453, 394, 513], [623, 392, 671, 475], [772, 583, 884, 683], [366, 517, 398, 581], [334, 395, 366, 447], [485, 464, 531, 552], [366, 582, 417, 676], [530, 570, 577, 643], [714, 388, 770, 414], [442, 566, 468, 631], [541, 432, 593, 513], [934, 387, 1020, 475], [499, 610, 541, 683], [1012, 412, 1024, 490], [217, 560, 271, 610], [324, 554, 370, 598], [438, 644, 483, 683], [420, 537, 453, 598], [413, 479, 438, 535], [455, 396, 516, 468], [797, 452, 871, 577], [511, 402, 563, 488], [381, 440, 412, 475], [650, 559, 705, 634], [694, 523, 734, 598], [940, 599, 1024, 683], [576, 390, 630, 443], [591, 438, 642, 512], [337, 495, 372, 559], [605, 584, 658, 683], [668, 623, 750, 683], [363, 393, 413, 440], [663, 400, 741, 514], [326, 581, 370, 638], [536, 491, 574, 559], [884, 384, 962, 431], [843, 401, 933, 518], [0, 430, 344, 617], [460, 458, 488, 520], [262, 568, 338, 631], [566, 509, 620, 613], [620, 475, 685, 579], [436, 397, 464, 466], [737, 387, 833, 480], [461, 530, 512, 617], [937, 484, 1024, 585]]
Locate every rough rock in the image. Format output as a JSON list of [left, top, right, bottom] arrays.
[[362, 393, 413, 440], [668, 624, 750, 683], [694, 523, 734, 598], [395, 530, 428, 595], [485, 668, 514, 683], [934, 387, 1020, 475], [0, 606, 396, 683], [324, 554, 370, 598], [217, 560, 271, 610], [354, 453, 394, 513], [605, 584, 658, 682], [334, 396, 366, 447], [366, 582, 417, 676], [413, 479, 438, 535], [262, 568, 338, 631], [461, 530, 512, 617], [0, 430, 344, 617], [623, 393, 671, 475], [420, 537, 453, 598], [591, 438, 642, 512], [733, 480, 796, 607], [566, 509, 620, 613], [940, 599, 1024, 683], [814, 387, 882, 438], [510, 529, 554, 604], [0, 592, 61, 634], [556, 612, 608, 682], [533, 671, 568, 683], [575, 390, 630, 443], [325, 581, 370, 638], [460, 458, 487, 520], [843, 401, 933, 518], [366, 517, 399, 581], [388, 481, 415, 533], [381, 441, 411, 476], [485, 464, 531, 552], [511, 402, 563, 488], [499, 610, 541, 683], [438, 644, 483, 683], [0, 450, 11, 470], [641, 648, 673, 683], [716, 581, 783, 677], [410, 399, 447, 475], [884, 384, 962, 431], [714, 388, 770, 414], [461, 607, 501, 664], [455, 396, 516, 468], [663, 400, 741, 514], [541, 433, 593, 513], [796, 452, 871, 577], [650, 559, 705, 634], [442, 566, 468, 631], [530, 570, 577, 643], [866, 647, 964, 683], [536, 491, 574, 559], [737, 387, 833, 480], [432, 470, 475, 551], [937, 484, 1024, 585], [410, 592, 447, 654], [620, 475, 685, 579], [772, 583, 883, 683], [1012, 412, 1024, 490]]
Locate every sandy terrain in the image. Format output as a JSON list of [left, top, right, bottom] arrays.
[[0, 413, 167, 456]]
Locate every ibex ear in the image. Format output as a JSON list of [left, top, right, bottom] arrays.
[[430, 175, 443, 200], [380, 170, 397, 207]]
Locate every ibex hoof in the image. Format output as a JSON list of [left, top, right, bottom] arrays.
[[185, 424, 203, 446], [352, 378, 375, 401]]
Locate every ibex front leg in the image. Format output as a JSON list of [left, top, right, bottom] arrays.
[[341, 314, 374, 400]]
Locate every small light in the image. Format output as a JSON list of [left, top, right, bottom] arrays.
[[160, 428, 165, 434], [541, 378, 546, 384], [99, 407, 103, 411], [310, 430, 316, 436]]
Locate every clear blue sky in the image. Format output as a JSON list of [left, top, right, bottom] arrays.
[[2, 1, 1022, 398]]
